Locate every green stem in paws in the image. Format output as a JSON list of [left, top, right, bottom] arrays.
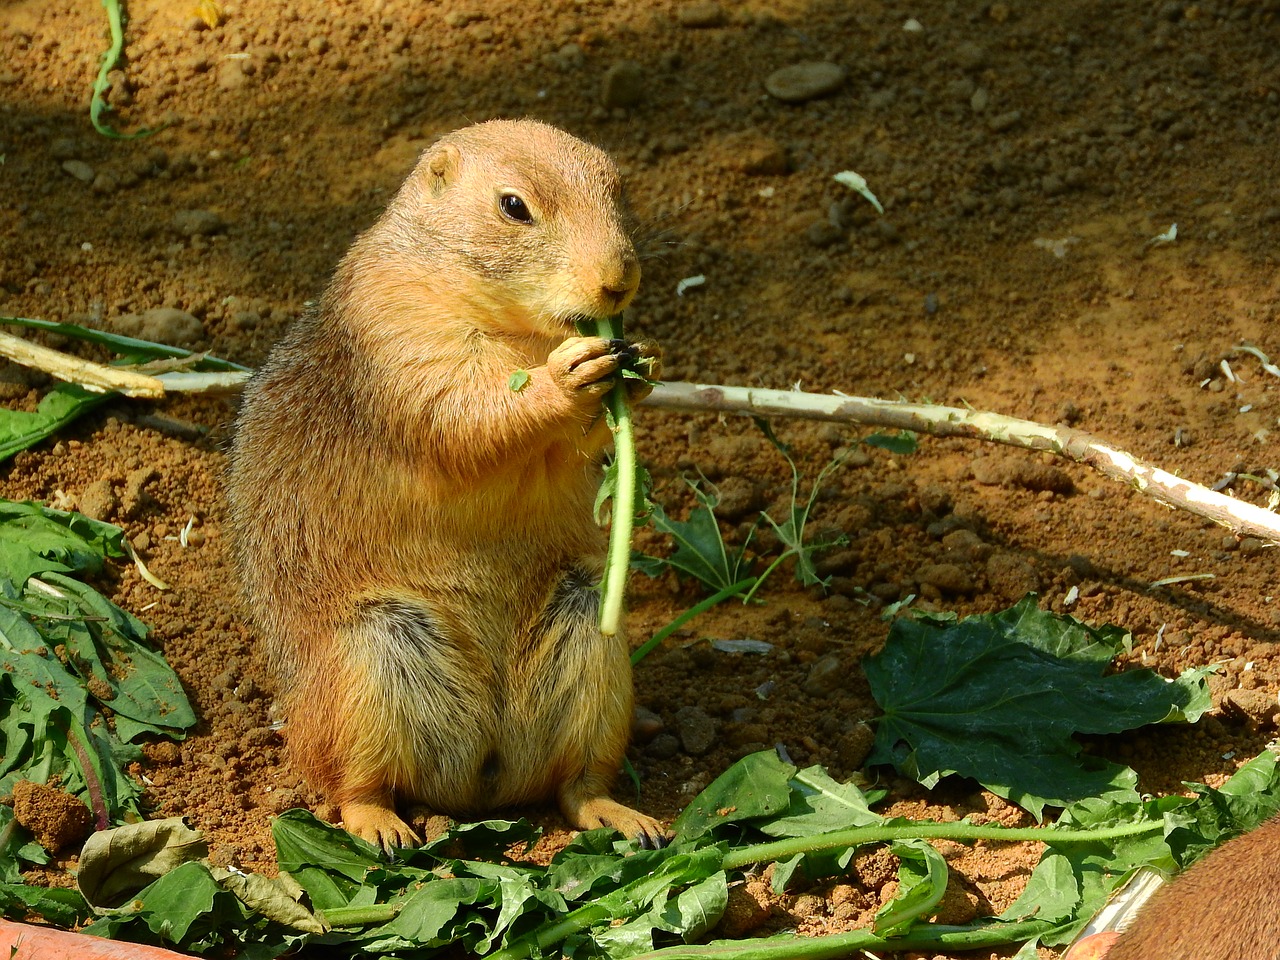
[[583, 315, 633, 640]]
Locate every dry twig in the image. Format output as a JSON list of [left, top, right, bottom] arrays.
[[645, 382, 1280, 546], [3, 334, 1275, 546], [0, 331, 165, 398]]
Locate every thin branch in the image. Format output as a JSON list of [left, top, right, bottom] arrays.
[[644, 382, 1280, 546], [0, 331, 165, 398], [1, 331, 1273, 546]]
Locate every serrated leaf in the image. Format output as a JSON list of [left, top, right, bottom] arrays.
[[640, 481, 755, 595], [865, 597, 1213, 818]]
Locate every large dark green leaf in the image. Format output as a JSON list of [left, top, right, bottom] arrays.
[[865, 597, 1213, 817]]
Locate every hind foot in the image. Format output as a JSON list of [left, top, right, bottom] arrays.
[[340, 800, 421, 854], [562, 794, 670, 849]]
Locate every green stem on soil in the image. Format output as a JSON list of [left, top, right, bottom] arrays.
[[720, 818, 1165, 872], [320, 903, 404, 927], [628, 919, 1058, 959], [589, 315, 633, 640], [631, 577, 758, 666]]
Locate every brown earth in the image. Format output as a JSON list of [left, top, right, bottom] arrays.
[[2, 0, 1280, 956]]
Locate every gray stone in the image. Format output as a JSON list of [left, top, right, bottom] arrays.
[[113, 307, 205, 348], [171, 209, 225, 236], [764, 62, 847, 103], [61, 159, 95, 183], [601, 60, 645, 109], [804, 654, 845, 696], [677, 1, 726, 27], [675, 705, 717, 755]]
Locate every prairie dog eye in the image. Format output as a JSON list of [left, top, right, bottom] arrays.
[[499, 193, 534, 224]]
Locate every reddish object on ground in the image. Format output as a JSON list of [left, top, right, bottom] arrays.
[[1062, 931, 1120, 960], [0, 920, 189, 959]]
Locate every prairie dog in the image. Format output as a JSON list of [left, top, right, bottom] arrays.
[[226, 119, 663, 850], [1098, 815, 1280, 960]]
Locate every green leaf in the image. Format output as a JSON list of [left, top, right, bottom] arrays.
[[755, 765, 886, 839], [0, 500, 126, 585], [865, 597, 1213, 817], [80, 861, 276, 952], [509, 369, 531, 392], [78, 817, 209, 910], [352, 877, 497, 950], [640, 481, 756, 595], [862, 430, 918, 455], [0, 382, 110, 464], [272, 808, 382, 889], [0, 881, 92, 928], [1002, 747, 1280, 947], [673, 751, 796, 842], [872, 839, 949, 936], [23, 572, 195, 736], [590, 872, 728, 958]]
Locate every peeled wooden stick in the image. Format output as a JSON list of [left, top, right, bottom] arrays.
[[644, 381, 1280, 546], [0, 330, 165, 398], [2, 332, 1274, 546]]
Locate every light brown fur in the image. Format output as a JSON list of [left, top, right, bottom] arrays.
[[1102, 814, 1280, 960], [226, 120, 663, 849]]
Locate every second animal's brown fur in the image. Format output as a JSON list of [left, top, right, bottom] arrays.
[[1102, 814, 1280, 960], [226, 120, 664, 850]]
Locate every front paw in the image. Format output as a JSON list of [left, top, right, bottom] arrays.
[[548, 336, 621, 411]]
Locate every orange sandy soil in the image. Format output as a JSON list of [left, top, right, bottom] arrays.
[[1, 0, 1279, 957]]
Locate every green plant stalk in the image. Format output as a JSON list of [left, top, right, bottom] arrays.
[[320, 902, 404, 927], [628, 919, 1057, 959], [91, 0, 164, 139], [487, 851, 713, 960], [591, 315, 632, 640], [483, 819, 1157, 959], [631, 577, 757, 665], [720, 818, 1164, 872]]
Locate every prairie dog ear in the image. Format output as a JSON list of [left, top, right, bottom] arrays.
[[424, 142, 461, 197]]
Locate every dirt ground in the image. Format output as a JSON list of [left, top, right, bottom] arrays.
[[2, 0, 1280, 955]]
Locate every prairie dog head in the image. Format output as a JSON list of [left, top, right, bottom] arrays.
[[369, 119, 640, 341]]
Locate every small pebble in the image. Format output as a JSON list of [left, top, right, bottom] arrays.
[[764, 62, 846, 103], [675, 705, 718, 755], [804, 654, 845, 696], [988, 110, 1022, 133], [171, 209, 226, 236], [601, 60, 645, 108], [677, 1, 726, 27], [61, 159, 95, 183]]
